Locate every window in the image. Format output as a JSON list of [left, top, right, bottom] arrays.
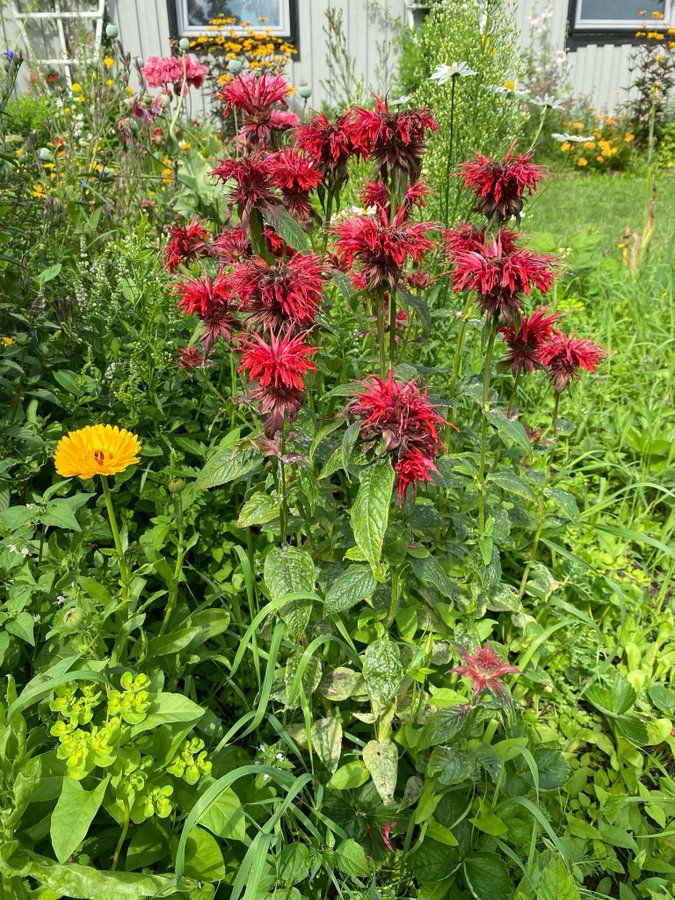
[[568, 0, 672, 46], [175, 0, 294, 37]]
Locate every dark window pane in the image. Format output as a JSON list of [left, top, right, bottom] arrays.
[[186, 1, 283, 28]]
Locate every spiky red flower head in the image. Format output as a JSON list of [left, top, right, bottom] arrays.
[[499, 306, 563, 375], [175, 272, 231, 317], [210, 153, 277, 232], [165, 218, 211, 273], [452, 230, 556, 325], [219, 71, 291, 116], [294, 112, 371, 181], [350, 96, 439, 184], [445, 224, 487, 256], [212, 226, 250, 263], [238, 330, 317, 435], [230, 253, 325, 329], [450, 643, 519, 699], [263, 228, 295, 259], [176, 345, 210, 370], [537, 331, 606, 392], [361, 180, 391, 212], [333, 210, 434, 292], [350, 372, 446, 498], [458, 150, 544, 221], [267, 148, 323, 221], [394, 449, 439, 500]]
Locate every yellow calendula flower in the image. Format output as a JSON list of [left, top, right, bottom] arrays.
[[106, 78, 114, 87], [624, 133, 635, 142], [560, 141, 572, 151], [32, 183, 46, 198], [103, 56, 114, 68], [54, 425, 141, 478], [596, 155, 605, 163], [583, 140, 595, 149], [577, 157, 588, 167], [71, 82, 82, 93]]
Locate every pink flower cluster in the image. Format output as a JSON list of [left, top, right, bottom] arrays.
[[142, 54, 208, 95]]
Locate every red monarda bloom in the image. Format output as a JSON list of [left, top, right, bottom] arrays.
[[219, 71, 296, 149], [499, 306, 563, 375], [175, 272, 237, 350], [351, 96, 439, 184], [294, 112, 371, 181], [537, 331, 606, 392], [350, 372, 445, 499], [333, 202, 435, 292], [212, 226, 250, 263], [452, 230, 556, 325], [458, 149, 544, 221], [450, 644, 519, 699], [176, 345, 211, 370], [238, 330, 317, 435], [165, 218, 211, 273], [268, 149, 323, 221], [210, 154, 277, 232], [230, 253, 325, 329]]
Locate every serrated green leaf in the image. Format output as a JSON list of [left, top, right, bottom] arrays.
[[195, 442, 262, 490], [489, 469, 536, 502], [363, 637, 403, 709], [350, 460, 394, 577], [236, 491, 279, 527], [487, 410, 531, 452], [264, 546, 316, 600], [419, 706, 469, 750], [463, 852, 512, 900], [362, 739, 398, 806], [324, 564, 376, 615], [263, 204, 311, 251], [410, 555, 457, 598], [537, 857, 580, 900]]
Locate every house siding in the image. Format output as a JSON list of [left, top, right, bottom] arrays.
[[0, 1, 644, 114]]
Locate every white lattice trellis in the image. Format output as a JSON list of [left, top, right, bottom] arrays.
[[11, 0, 106, 85]]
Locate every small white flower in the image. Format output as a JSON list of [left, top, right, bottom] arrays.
[[33, 614, 41, 623], [555, 50, 568, 65], [430, 61, 477, 84], [21, 547, 30, 557], [7, 543, 17, 553], [492, 81, 530, 98], [531, 94, 564, 111]]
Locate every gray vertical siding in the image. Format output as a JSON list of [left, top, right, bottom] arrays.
[[0, 1, 648, 114]]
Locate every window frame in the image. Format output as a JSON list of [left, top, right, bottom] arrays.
[[567, 0, 673, 47], [173, 0, 296, 39]]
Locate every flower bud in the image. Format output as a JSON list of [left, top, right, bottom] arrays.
[[227, 58, 243, 75], [178, 38, 191, 52], [105, 23, 119, 39], [298, 83, 312, 99], [38, 147, 53, 161], [168, 477, 185, 494], [62, 607, 84, 630], [160, 93, 171, 108]]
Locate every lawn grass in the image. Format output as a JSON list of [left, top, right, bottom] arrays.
[[525, 168, 675, 255]]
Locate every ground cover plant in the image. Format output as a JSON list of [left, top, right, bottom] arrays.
[[1, 10, 674, 900]]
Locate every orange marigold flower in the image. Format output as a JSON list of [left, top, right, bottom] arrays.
[[54, 425, 141, 478]]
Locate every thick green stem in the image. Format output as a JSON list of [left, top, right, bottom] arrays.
[[101, 475, 130, 599], [376, 293, 386, 376], [278, 428, 288, 545], [388, 291, 397, 368], [443, 75, 457, 227], [478, 326, 497, 533], [111, 799, 130, 871], [449, 294, 473, 396], [159, 491, 185, 636]]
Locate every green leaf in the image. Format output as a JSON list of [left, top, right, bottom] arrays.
[[263, 204, 311, 251], [336, 838, 370, 878], [195, 442, 262, 490], [130, 693, 204, 736], [648, 683, 675, 715], [40, 499, 82, 532], [311, 716, 342, 773], [545, 486, 580, 521], [488, 470, 536, 502], [51, 777, 109, 863], [427, 747, 479, 786], [363, 637, 403, 709], [419, 706, 469, 750], [0, 506, 35, 533], [586, 674, 635, 716], [412, 839, 455, 883], [487, 410, 530, 453], [362, 739, 398, 806], [278, 843, 312, 885], [410, 556, 457, 598], [199, 786, 246, 841], [350, 459, 394, 578], [463, 852, 513, 900], [537, 858, 580, 900], [35, 262, 62, 284], [125, 821, 168, 871], [324, 564, 376, 615], [264, 546, 316, 600], [531, 749, 569, 791], [6, 611, 35, 646], [236, 491, 279, 527], [328, 760, 369, 790], [146, 609, 230, 658], [182, 825, 225, 882], [468, 810, 508, 836]]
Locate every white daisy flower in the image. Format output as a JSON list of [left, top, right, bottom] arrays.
[[430, 62, 477, 84]]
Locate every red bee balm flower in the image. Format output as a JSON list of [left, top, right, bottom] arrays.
[[175, 272, 238, 350], [537, 331, 606, 392], [230, 253, 325, 329], [267, 149, 323, 221], [351, 372, 446, 499], [452, 230, 556, 325], [210, 154, 277, 232], [238, 330, 317, 435], [459, 149, 544, 221], [451, 644, 519, 699], [219, 72, 296, 149], [333, 202, 434, 292], [294, 112, 372, 181], [351, 96, 439, 184], [499, 306, 563, 375], [165, 218, 211, 273]]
